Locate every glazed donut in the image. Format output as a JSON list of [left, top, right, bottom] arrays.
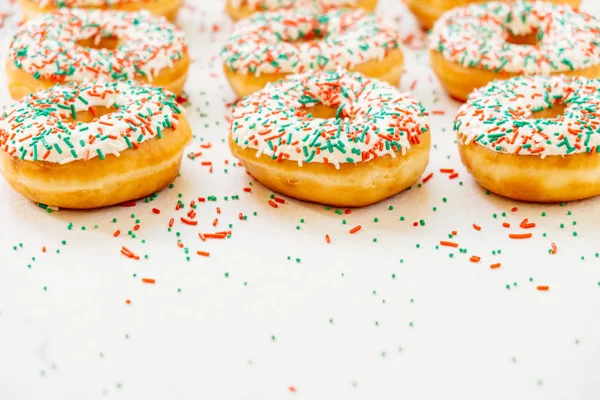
[[221, 9, 403, 99], [18, 0, 183, 22], [407, 0, 581, 30], [229, 69, 431, 207], [429, 1, 600, 101], [7, 8, 189, 100], [225, 0, 378, 21], [456, 75, 600, 203], [0, 81, 192, 209]]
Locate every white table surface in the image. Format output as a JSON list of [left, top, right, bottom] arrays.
[[1, 1, 600, 399]]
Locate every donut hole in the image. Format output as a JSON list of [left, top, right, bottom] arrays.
[[306, 104, 339, 119], [77, 34, 120, 51], [61, 106, 118, 124], [505, 30, 540, 46], [529, 104, 567, 120]]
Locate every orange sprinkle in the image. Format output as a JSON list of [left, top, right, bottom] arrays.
[[268, 200, 278, 208], [169, 218, 174, 228], [125, 299, 131, 305], [502, 222, 510, 228], [325, 234, 331, 243], [440, 168, 454, 173], [551, 242, 557, 254], [42, 246, 46, 253], [243, 187, 252, 192], [511, 207, 518, 212], [422, 172, 434, 183], [349, 225, 362, 234], [121, 246, 139, 260], [152, 208, 160, 214], [440, 241, 458, 248], [142, 278, 155, 284], [537, 286, 549, 291], [490, 263, 501, 269], [520, 218, 536, 229], [469, 256, 481, 263], [197, 251, 210, 257], [213, 218, 218, 227], [473, 224, 481, 231], [113, 230, 121, 237], [448, 172, 459, 179], [180, 217, 198, 226], [509, 233, 532, 239]]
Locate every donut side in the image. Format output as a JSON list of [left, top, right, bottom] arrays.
[[230, 131, 430, 207], [458, 135, 600, 203], [430, 51, 600, 101], [6, 54, 191, 100], [224, 48, 403, 99]]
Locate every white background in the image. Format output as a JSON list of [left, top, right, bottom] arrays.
[[1, 1, 600, 399]]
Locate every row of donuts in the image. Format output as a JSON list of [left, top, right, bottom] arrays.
[[220, 0, 600, 205], [0, 2, 599, 209], [220, 1, 600, 101]]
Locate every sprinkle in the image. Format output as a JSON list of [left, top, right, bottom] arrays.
[[509, 233, 532, 239], [349, 225, 362, 234]]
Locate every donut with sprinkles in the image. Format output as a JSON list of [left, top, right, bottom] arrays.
[[429, 0, 600, 101], [221, 8, 403, 99], [229, 69, 431, 207], [225, 0, 378, 21], [0, 81, 192, 209], [407, 0, 581, 30], [7, 8, 189, 100], [18, 0, 184, 22], [456, 75, 600, 202]]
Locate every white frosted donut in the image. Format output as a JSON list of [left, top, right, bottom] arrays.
[[429, 1, 600, 100], [229, 69, 431, 207], [221, 8, 403, 98], [0, 81, 192, 209], [456, 75, 600, 202], [7, 8, 189, 99]]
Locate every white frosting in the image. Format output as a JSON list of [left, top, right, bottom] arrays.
[[230, 69, 430, 168], [430, 1, 600, 74], [229, 0, 357, 11], [455, 75, 600, 158], [0, 81, 183, 164], [9, 8, 187, 83], [221, 8, 399, 76]]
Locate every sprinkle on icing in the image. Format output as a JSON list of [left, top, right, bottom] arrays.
[[430, 1, 600, 74], [221, 9, 399, 76], [9, 8, 187, 83], [230, 69, 429, 168], [228, 0, 356, 12], [0, 81, 183, 164], [455, 75, 600, 158]]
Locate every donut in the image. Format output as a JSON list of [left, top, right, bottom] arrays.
[[225, 0, 378, 21], [429, 1, 600, 101], [221, 8, 403, 99], [407, 0, 581, 30], [0, 81, 192, 209], [18, 0, 184, 22], [7, 8, 189, 100], [456, 75, 600, 203], [229, 69, 431, 207]]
